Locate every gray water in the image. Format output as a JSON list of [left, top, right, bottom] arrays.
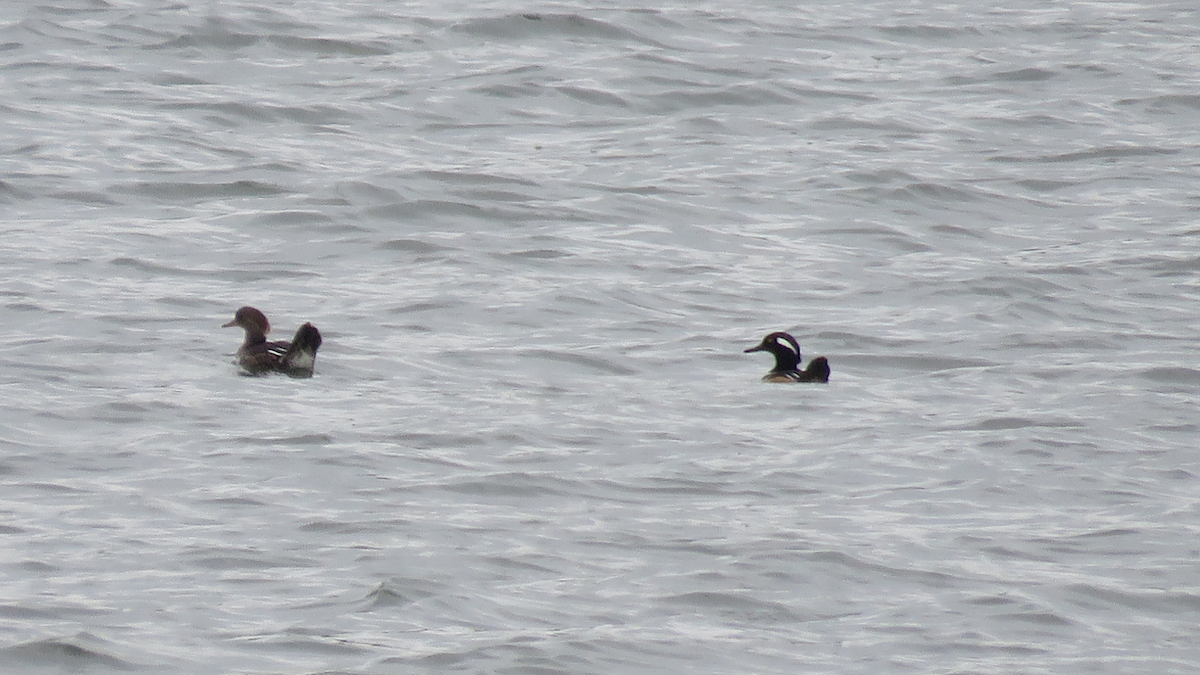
[[2, 1, 1200, 673]]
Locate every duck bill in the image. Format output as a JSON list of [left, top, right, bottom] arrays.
[[744, 345, 766, 353], [221, 319, 238, 327]]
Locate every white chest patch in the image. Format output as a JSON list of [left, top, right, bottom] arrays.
[[287, 352, 315, 369]]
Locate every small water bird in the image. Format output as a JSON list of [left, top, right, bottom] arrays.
[[223, 306, 322, 378], [744, 331, 829, 383]]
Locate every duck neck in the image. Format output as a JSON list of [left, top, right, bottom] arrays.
[[770, 346, 800, 373], [242, 328, 268, 347]]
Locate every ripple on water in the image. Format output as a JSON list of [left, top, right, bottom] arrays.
[[0, 633, 142, 672]]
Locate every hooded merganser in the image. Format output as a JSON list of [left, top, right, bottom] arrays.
[[744, 331, 829, 383], [223, 306, 322, 378]]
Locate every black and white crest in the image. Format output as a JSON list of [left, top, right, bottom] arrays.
[[772, 333, 800, 359]]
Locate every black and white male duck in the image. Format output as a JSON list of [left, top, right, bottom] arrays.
[[744, 331, 829, 383]]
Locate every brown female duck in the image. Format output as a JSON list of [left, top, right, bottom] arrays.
[[223, 306, 322, 378]]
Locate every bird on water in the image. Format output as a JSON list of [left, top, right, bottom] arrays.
[[744, 331, 829, 383], [223, 306, 322, 378]]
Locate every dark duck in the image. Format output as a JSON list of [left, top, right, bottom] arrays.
[[223, 306, 322, 378], [744, 331, 829, 383]]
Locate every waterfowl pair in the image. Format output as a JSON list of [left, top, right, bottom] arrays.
[[222, 310, 824, 385]]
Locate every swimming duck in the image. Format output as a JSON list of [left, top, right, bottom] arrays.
[[744, 331, 829, 383], [223, 306, 322, 378]]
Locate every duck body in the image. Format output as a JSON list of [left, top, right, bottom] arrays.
[[745, 331, 829, 383], [223, 306, 322, 378]]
